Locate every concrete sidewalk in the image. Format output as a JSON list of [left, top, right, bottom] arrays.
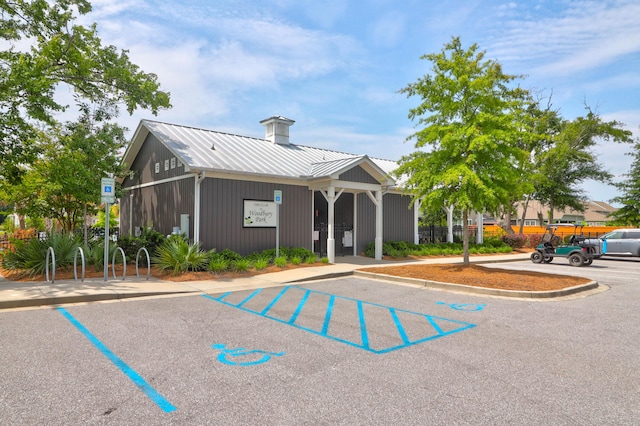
[[0, 253, 533, 310]]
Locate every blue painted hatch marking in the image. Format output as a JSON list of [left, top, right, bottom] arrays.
[[57, 307, 177, 413], [202, 287, 475, 354]]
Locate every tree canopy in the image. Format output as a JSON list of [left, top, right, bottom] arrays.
[[609, 141, 640, 226], [0, 0, 171, 183], [395, 37, 529, 264]]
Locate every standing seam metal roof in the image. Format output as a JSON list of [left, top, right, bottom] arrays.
[[141, 120, 399, 182]]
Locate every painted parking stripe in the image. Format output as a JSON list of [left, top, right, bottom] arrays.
[[57, 307, 177, 413], [203, 286, 475, 354]]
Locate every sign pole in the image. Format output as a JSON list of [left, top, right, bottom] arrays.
[[274, 190, 282, 258], [104, 203, 109, 282], [101, 177, 116, 282]]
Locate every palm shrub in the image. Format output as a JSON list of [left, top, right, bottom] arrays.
[[152, 236, 208, 275], [1, 232, 81, 276]]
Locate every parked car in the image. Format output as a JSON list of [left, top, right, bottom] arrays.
[[585, 229, 640, 257]]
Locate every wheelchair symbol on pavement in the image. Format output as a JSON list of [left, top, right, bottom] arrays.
[[436, 301, 486, 312], [211, 343, 285, 366]]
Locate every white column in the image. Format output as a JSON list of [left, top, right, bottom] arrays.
[[444, 205, 454, 243], [476, 211, 484, 244], [194, 173, 204, 244], [327, 186, 336, 263], [353, 193, 358, 256], [414, 199, 421, 244], [375, 190, 383, 260]]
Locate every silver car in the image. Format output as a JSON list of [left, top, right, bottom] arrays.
[[587, 229, 640, 257]]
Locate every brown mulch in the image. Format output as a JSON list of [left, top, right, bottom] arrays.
[[360, 263, 591, 292]]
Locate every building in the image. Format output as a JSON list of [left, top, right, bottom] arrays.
[[513, 199, 617, 226], [119, 117, 418, 262]]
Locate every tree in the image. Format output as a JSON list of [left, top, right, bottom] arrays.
[[609, 141, 640, 226], [395, 37, 528, 264], [533, 107, 633, 223], [1, 102, 127, 233], [0, 0, 171, 183]]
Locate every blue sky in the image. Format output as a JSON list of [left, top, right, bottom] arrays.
[[82, 0, 640, 204]]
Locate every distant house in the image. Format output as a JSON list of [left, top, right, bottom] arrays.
[[513, 199, 617, 226], [118, 117, 418, 262]]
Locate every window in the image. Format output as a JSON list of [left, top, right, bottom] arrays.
[[155, 162, 160, 174], [170, 157, 176, 169], [525, 220, 537, 226], [164, 159, 170, 171]]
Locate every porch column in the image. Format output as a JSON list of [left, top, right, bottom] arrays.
[[327, 186, 336, 263], [353, 194, 358, 256], [193, 172, 205, 244], [375, 190, 383, 260], [444, 205, 454, 243], [476, 211, 484, 244], [414, 199, 421, 245]]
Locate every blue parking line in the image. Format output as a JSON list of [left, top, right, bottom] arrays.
[[202, 286, 475, 354], [237, 288, 262, 308], [57, 307, 177, 413]]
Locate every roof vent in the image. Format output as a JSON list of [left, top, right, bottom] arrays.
[[260, 116, 295, 145]]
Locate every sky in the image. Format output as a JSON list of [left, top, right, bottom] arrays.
[[75, 0, 639, 204]]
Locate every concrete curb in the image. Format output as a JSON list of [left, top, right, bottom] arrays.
[[0, 291, 198, 310], [353, 270, 599, 299]]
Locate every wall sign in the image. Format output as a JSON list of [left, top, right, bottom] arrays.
[[243, 200, 276, 227]]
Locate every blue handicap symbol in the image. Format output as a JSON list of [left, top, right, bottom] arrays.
[[436, 301, 486, 312], [211, 343, 285, 366]]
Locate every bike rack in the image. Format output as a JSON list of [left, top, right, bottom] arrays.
[[45, 246, 56, 283], [73, 247, 86, 282], [136, 247, 151, 280], [111, 247, 126, 281]]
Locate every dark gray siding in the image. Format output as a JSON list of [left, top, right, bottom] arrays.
[[355, 192, 414, 252], [339, 166, 379, 184], [121, 177, 195, 238], [123, 133, 189, 188], [199, 178, 312, 255]]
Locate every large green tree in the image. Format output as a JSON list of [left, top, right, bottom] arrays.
[[0, 0, 171, 183], [1, 102, 127, 233], [609, 141, 640, 226], [395, 37, 528, 264], [533, 107, 633, 223]]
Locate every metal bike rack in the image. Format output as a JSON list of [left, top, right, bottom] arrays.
[[111, 247, 126, 281], [73, 247, 85, 282], [45, 246, 56, 283], [136, 247, 151, 280]]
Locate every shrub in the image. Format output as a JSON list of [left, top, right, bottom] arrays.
[[253, 258, 269, 270], [290, 256, 302, 265], [1, 232, 81, 276], [527, 234, 543, 248], [218, 248, 242, 262], [152, 236, 208, 275], [209, 258, 229, 274], [232, 258, 251, 272], [500, 234, 528, 249], [320, 257, 329, 263], [305, 255, 316, 264], [274, 256, 288, 267]]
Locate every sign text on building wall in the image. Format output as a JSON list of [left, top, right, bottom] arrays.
[[243, 200, 276, 228]]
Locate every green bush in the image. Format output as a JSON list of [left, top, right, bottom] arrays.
[[232, 258, 251, 272], [305, 255, 316, 264], [274, 256, 288, 267], [1, 233, 81, 276], [253, 258, 269, 270], [290, 256, 302, 265], [152, 236, 208, 275], [209, 258, 229, 274]]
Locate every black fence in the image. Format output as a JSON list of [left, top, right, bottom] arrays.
[[418, 225, 477, 244]]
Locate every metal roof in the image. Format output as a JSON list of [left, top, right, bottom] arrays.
[[130, 120, 398, 185]]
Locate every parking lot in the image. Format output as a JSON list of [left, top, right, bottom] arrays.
[[1, 258, 639, 425]]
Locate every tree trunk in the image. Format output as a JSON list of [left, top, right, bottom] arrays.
[[462, 209, 470, 265], [519, 196, 531, 234]]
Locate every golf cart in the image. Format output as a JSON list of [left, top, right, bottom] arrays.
[[530, 224, 602, 267]]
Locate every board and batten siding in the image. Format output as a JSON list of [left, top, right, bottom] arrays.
[[338, 165, 380, 184], [123, 133, 189, 188], [121, 177, 195, 238], [356, 192, 414, 251], [199, 178, 312, 255]]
